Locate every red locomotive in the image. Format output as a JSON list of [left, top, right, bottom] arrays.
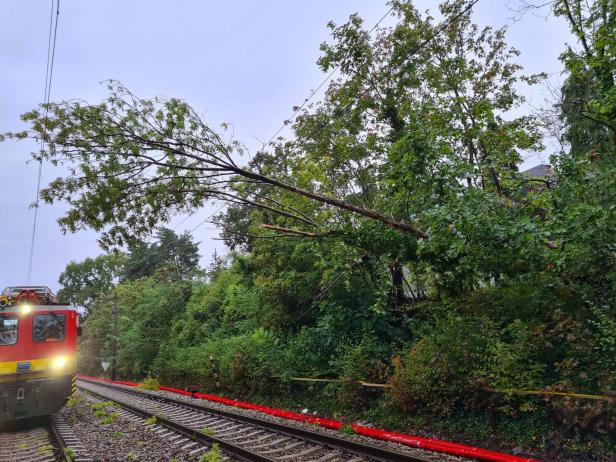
[[0, 286, 79, 421]]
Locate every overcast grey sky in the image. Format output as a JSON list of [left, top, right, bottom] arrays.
[[0, 1, 570, 292]]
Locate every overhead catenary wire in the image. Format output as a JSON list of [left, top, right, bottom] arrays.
[[298, 0, 481, 145], [278, 1, 481, 327], [27, 0, 61, 283], [265, 4, 396, 147], [252, 1, 480, 247], [172, 213, 194, 231], [190, 203, 227, 233]]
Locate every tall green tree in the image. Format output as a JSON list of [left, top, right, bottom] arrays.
[[115, 272, 192, 377], [57, 253, 125, 315], [553, 0, 616, 154], [3, 82, 424, 251], [123, 227, 200, 280], [11, 0, 557, 315]]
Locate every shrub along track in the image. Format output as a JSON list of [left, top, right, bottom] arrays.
[[0, 414, 92, 462], [78, 377, 455, 462]]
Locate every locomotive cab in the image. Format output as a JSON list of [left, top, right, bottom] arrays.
[[0, 296, 78, 421]]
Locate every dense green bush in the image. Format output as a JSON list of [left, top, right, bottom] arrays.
[[390, 314, 495, 414], [334, 337, 391, 409], [156, 329, 281, 394]]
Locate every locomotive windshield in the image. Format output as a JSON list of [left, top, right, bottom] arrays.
[[0, 315, 18, 346], [33, 314, 66, 343]]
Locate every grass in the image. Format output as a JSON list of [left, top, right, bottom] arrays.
[[66, 395, 82, 407], [64, 446, 76, 461], [37, 444, 53, 456], [138, 376, 161, 391], [126, 450, 138, 460], [91, 400, 120, 425], [90, 401, 115, 411], [198, 443, 224, 462], [145, 415, 158, 425], [339, 424, 355, 435], [199, 427, 214, 436], [100, 412, 119, 425]]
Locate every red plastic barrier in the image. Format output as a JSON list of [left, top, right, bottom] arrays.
[[79, 375, 538, 462], [351, 425, 536, 462]]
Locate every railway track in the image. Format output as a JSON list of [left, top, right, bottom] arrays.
[[0, 413, 92, 462], [78, 378, 460, 462]]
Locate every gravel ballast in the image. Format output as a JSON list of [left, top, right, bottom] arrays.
[[83, 380, 467, 462], [60, 392, 230, 462]]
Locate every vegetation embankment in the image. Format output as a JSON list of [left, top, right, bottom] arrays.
[[4, 0, 616, 460]]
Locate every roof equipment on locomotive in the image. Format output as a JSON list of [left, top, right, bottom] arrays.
[[0, 286, 58, 307]]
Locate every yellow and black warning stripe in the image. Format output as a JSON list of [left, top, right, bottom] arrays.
[[0, 357, 76, 384]]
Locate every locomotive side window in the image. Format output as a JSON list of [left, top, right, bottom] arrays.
[[0, 315, 18, 345], [33, 314, 66, 343]]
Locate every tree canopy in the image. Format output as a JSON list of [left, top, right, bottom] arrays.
[[59, 228, 199, 316], [16, 0, 616, 457], [123, 227, 200, 281], [58, 253, 125, 314]]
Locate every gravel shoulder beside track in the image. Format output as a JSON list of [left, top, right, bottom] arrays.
[[59, 392, 229, 462], [91, 381, 465, 462]]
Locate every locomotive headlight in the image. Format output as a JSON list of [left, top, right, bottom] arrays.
[[51, 356, 67, 369], [19, 304, 32, 315]]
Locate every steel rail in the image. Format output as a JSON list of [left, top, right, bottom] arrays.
[[48, 417, 71, 462], [0, 418, 66, 462], [49, 413, 93, 462], [80, 383, 276, 462], [78, 377, 434, 462]]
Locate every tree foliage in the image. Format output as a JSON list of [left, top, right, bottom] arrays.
[[40, 0, 616, 456], [58, 253, 125, 314], [123, 227, 200, 281], [60, 228, 199, 317], [552, 0, 616, 151]]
